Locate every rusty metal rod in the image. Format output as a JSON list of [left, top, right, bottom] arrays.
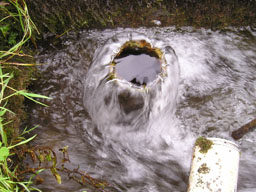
[[231, 118, 256, 140]]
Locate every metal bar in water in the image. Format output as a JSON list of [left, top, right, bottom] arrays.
[[231, 118, 256, 140]]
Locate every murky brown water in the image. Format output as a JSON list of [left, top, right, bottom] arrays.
[[27, 27, 256, 192]]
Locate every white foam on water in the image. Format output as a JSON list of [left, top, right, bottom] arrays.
[[32, 26, 256, 191]]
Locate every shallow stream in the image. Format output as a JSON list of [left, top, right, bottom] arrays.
[[28, 27, 256, 192]]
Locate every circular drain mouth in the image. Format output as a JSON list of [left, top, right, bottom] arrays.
[[109, 40, 164, 88]]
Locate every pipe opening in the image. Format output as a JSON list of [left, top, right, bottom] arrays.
[[111, 40, 163, 87]]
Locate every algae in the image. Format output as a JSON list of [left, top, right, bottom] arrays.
[[198, 163, 210, 174], [195, 137, 213, 154]]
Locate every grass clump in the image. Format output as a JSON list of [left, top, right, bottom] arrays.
[[1, 1, 109, 191], [0, 64, 50, 191], [0, 0, 50, 191], [0, 0, 39, 63]]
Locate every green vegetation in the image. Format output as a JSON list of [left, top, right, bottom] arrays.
[[1, 0, 253, 191], [195, 137, 213, 154], [0, 0, 50, 191], [0, 64, 51, 191], [0, 0, 38, 62], [0, 0, 41, 133], [0, 0, 42, 137], [26, 0, 256, 36], [0, 1, 109, 191]]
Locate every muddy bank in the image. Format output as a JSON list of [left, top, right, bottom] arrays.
[[27, 0, 256, 36]]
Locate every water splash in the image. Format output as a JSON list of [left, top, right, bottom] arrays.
[[83, 32, 180, 148], [28, 27, 256, 192]]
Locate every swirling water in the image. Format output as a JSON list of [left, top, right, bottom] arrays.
[[28, 27, 256, 192]]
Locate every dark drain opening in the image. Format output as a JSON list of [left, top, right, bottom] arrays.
[[112, 40, 162, 87]]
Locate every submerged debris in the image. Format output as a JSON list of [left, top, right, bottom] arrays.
[[231, 118, 256, 140]]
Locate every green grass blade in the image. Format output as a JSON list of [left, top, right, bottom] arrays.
[[18, 182, 30, 192], [8, 134, 37, 150], [0, 107, 14, 116], [0, 107, 7, 117], [0, 1, 49, 191], [19, 91, 51, 107], [23, 95, 49, 107], [0, 178, 12, 191], [0, 119, 7, 146], [19, 91, 52, 99], [20, 125, 38, 136], [1, 92, 19, 102]]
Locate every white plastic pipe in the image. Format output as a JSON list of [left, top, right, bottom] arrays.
[[187, 137, 240, 192]]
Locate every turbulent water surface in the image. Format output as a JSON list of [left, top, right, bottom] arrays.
[[28, 27, 256, 192]]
